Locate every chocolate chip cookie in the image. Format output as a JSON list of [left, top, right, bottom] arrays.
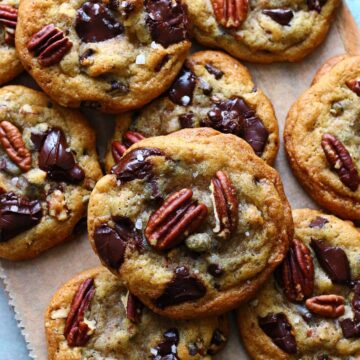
[[105, 51, 279, 171], [184, 0, 340, 63], [0, 85, 102, 260], [88, 128, 293, 319], [285, 55, 360, 220], [15, 0, 191, 113], [0, 0, 23, 85], [45, 267, 229, 359], [237, 208, 360, 359]]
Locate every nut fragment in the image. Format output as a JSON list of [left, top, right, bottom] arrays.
[[111, 131, 145, 163], [211, 0, 248, 29], [305, 295, 345, 318], [210, 171, 238, 239], [145, 188, 208, 250], [27, 24, 72, 67], [47, 190, 69, 221], [346, 79, 360, 96], [0, 4, 17, 45], [279, 239, 314, 302], [321, 133, 360, 191], [64, 278, 95, 347], [0, 121, 31, 172]]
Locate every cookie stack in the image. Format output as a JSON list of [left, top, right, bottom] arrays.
[[0, 0, 359, 358]]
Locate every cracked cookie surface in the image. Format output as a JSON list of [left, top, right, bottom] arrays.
[[0, 85, 102, 260], [15, 0, 191, 113], [238, 209, 360, 359], [45, 267, 229, 360], [184, 0, 340, 63], [88, 128, 292, 319], [105, 51, 279, 171], [285, 56, 360, 220]]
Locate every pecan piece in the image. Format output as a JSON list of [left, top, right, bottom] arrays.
[[0, 121, 31, 172], [145, 188, 208, 250], [210, 171, 238, 239], [111, 131, 146, 163], [64, 278, 95, 347], [0, 4, 17, 45], [211, 0, 248, 29], [306, 295, 345, 318], [321, 133, 360, 191], [279, 239, 314, 302], [27, 24, 72, 67], [346, 79, 360, 96]]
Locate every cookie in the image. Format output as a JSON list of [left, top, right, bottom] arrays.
[[184, 0, 340, 63], [285, 56, 360, 220], [0, 85, 102, 260], [237, 209, 360, 359], [105, 51, 279, 172], [45, 267, 230, 359], [88, 128, 293, 319], [0, 0, 23, 85], [15, 0, 191, 113]]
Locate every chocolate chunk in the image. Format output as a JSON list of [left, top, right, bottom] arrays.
[[340, 282, 360, 338], [38, 128, 85, 183], [201, 97, 269, 156], [109, 80, 129, 94], [155, 266, 206, 308], [111, 147, 164, 182], [198, 78, 213, 95], [207, 264, 224, 277], [168, 66, 197, 106], [0, 192, 42, 242], [258, 313, 297, 354], [30, 131, 47, 150], [207, 329, 227, 355], [307, 0, 327, 12], [152, 328, 179, 359], [188, 344, 198, 356], [80, 101, 101, 109], [75, 2, 123, 43], [145, 0, 189, 48], [126, 292, 143, 323], [205, 64, 224, 79], [262, 9, 294, 25], [179, 113, 194, 128], [309, 217, 329, 229], [310, 239, 351, 285], [155, 54, 170, 72], [79, 48, 95, 63]]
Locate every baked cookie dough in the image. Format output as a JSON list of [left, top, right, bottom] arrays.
[[285, 55, 360, 220], [15, 0, 191, 113], [0, 0, 23, 85], [88, 128, 293, 319], [0, 85, 102, 260], [105, 51, 279, 171], [45, 267, 229, 359], [184, 0, 340, 63], [238, 209, 360, 359]]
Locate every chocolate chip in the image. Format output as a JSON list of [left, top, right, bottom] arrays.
[[309, 217, 329, 229], [145, 0, 189, 48], [111, 147, 164, 182], [310, 239, 351, 285], [201, 97, 269, 156], [307, 0, 327, 12], [75, 2, 124, 43], [168, 66, 197, 106], [198, 78, 213, 95], [151, 328, 179, 359], [317, 355, 329, 360], [179, 113, 194, 128], [205, 64, 224, 79], [155, 55, 170, 72], [207, 264, 223, 277], [30, 131, 47, 151], [0, 192, 42, 242], [258, 313, 297, 354], [109, 80, 129, 94], [207, 329, 226, 355], [188, 344, 198, 356], [80, 101, 101, 109], [155, 266, 206, 308], [79, 48, 94, 62], [38, 128, 85, 183], [262, 9, 294, 25]]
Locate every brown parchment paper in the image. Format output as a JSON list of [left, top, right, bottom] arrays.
[[1, 4, 359, 359]]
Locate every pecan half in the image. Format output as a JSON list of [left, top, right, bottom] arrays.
[[27, 24, 72, 67], [111, 131, 145, 163], [0, 121, 31, 172], [211, 0, 248, 29], [321, 133, 360, 191], [64, 278, 95, 347], [145, 188, 208, 250], [306, 295, 345, 318], [210, 171, 238, 239], [279, 239, 314, 302], [0, 4, 17, 45], [346, 79, 360, 96]]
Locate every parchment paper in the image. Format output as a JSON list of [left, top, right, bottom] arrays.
[[1, 5, 359, 359]]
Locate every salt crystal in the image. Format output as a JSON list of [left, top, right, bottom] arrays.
[[137, 153, 144, 161], [135, 219, 143, 230], [136, 54, 146, 65], [245, 231, 250, 237], [151, 41, 159, 49], [181, 95, 190, 106]]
